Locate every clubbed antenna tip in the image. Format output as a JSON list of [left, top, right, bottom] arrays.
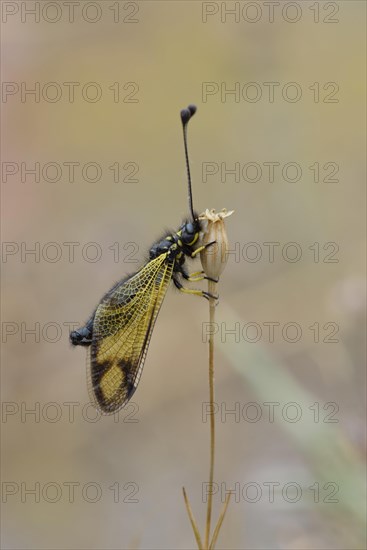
[[181, 104, 197, 125]]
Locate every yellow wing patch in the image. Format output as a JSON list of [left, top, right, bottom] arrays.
[[99, 362, 125, 402]]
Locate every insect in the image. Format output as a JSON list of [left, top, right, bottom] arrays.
[[70, 105, 217, 414]]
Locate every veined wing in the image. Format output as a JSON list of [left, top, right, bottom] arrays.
[[87, 254, 175, 414]]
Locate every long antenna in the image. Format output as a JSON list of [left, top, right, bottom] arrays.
[[180, 104, 197, 220]]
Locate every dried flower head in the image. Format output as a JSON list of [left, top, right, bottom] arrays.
[[199, 208, 234, 280]]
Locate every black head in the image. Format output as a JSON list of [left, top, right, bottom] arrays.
[[179, 218, 201, 246]]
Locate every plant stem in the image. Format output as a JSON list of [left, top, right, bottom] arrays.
[[205, 279, 216, 549], [209, 491, 232, 550], [183, 487, 203, 550]]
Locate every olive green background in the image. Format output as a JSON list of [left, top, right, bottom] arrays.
[[1, 1, 366, 549]]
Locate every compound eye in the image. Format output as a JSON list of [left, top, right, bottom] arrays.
[[185, 222, 194, 234]]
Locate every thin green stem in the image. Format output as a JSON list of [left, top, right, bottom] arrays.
[[209, 492, 232, 549], [205, 280, 216, 548], [183, 487, 203, 549]]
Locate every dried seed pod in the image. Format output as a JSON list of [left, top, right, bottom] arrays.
[[199, 209, 234, 280]]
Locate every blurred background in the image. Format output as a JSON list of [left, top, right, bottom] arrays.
[[1, 1, 366, 549]]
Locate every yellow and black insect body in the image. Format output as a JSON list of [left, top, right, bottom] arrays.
[[70, 105, 216, 414]]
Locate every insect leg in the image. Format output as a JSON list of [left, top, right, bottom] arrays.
[[172, 275, 218, 301], [191, 240, 216, 258], [183, 269, 218, 283]]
